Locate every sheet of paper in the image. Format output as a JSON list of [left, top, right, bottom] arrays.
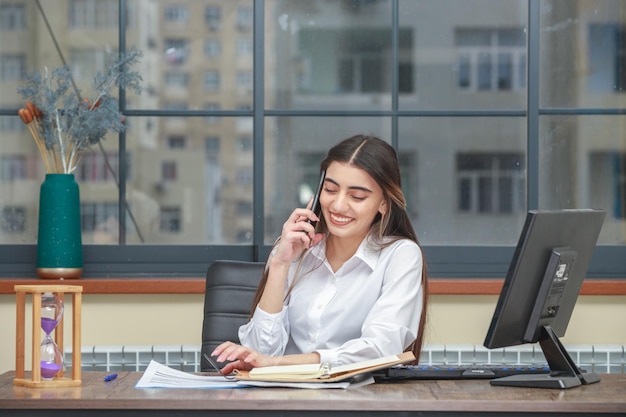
[[135, 360, 369, 389], [135, 360, 244, 389]]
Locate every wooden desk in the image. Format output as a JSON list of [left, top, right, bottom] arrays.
[[1, 371, 625, 416]]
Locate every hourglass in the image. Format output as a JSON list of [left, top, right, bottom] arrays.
[[40, 292, 64, 379], [14, 284, 82, 388]]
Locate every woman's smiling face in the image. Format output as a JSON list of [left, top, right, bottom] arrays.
[[319, 161, 386, 243]]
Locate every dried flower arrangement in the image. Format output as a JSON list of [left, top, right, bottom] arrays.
[[17, 48, 143, 174]]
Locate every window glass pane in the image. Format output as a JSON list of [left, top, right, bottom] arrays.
[[265, 0, 393, 111], [399, 117, 527, 245], [541, 0, 626, 107], [0, 115, 37, 244], [125, 0, 252, 110], [123, 116, 253, 245], [399, 0, 527, 110], [539, 115, 626, 245], [263, 116, 390, 244]]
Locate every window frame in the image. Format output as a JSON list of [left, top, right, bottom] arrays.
[[0, 0, 624, 280]]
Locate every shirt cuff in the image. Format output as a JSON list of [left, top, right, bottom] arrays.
[[314, 349, 338, 366]]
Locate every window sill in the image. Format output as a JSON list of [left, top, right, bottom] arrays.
[[1, 278, 625, 295]]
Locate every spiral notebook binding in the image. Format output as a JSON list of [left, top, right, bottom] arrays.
[[319, 362, 332, 379]]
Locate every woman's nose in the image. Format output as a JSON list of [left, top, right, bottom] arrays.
[[330, 192, 349, 212]]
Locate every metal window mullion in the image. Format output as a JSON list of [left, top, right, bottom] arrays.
[[118, 0, 128, 244], [391, 0, 399, 149], [252, 0, 265, 261], [527, 0, 540, 210]]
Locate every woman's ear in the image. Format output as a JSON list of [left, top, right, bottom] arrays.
[[379, 201, 387, 215]]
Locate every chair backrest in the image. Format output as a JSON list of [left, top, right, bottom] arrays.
[[201, 260, 264, 371]]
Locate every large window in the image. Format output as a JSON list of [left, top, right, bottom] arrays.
[[0, 0, 624, 278]]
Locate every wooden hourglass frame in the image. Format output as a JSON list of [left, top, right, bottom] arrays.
[[14, 284, 82, 388]]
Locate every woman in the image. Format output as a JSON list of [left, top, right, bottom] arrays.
[[213, 135, 428, 374]]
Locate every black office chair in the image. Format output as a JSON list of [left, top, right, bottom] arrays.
[[200, 260, 264, 371]]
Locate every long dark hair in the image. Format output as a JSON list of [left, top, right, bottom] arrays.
[[251, 134, 429, 362]]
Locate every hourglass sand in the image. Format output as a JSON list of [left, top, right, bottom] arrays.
[[40, 292, 64, 379], [14, 285, 82, 388]]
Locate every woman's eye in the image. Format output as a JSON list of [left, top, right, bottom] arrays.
[[351, 195, 366, 201]]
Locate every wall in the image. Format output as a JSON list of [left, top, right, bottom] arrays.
[[1, 293, 625, 373]]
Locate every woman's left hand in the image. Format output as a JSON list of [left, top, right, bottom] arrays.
[[211, 341, 276, 375]]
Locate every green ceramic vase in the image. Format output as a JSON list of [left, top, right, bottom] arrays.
[[36, 173, 83, 279]]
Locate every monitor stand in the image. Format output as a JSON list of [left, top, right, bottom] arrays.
[[490, 325, 601, 389]]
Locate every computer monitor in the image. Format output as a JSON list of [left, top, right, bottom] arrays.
[[483, 209, 606, 389]]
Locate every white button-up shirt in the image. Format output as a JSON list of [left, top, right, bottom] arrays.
[[238, 235, 424, 366]]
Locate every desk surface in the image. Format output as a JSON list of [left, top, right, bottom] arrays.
[[1, 371, 626, 416]]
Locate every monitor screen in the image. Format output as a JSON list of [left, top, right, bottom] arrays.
[[483, 209, 606, 389]]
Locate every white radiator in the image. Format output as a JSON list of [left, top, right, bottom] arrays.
[[66, 343, 626, 374]]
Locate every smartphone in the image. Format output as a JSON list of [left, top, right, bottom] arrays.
[[306, 169, 326, 227]]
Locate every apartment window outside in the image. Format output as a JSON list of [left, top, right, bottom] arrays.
[[236, 71, 253, 94], [1, 207, 25, 233], [165, 39, 189, 65], [81, 202, 118, 233], [237, 39, 253, 57], [164, 6, 188, 23], [204, 70, 220, 92], [167, 136, 186, 149], [160, 207, 181, 233], [236, 6, 252, 31], [0, 155, 26, 181], [339, 56, 384, 93], [588, 24, 626, 92], [70, 49, 111, 81], [76, 152, 118, 182], [455, 28, 526, 91], [164, 72, 189, 88], [296, 27, 413, 96], [0, 54, 24, 80], [69, 0, 118, 29], [205, 6, 221, 31], [0, 3, 25, 30], [161, 161, 177, 181], [0, 115, 23, 132], [457, 153, 525, 215], [204, 39, 221, 58]]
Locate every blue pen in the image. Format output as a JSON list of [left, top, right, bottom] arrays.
[[104, 373, 118, 382]]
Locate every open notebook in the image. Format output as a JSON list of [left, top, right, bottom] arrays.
[[234, 351, 415, 383]]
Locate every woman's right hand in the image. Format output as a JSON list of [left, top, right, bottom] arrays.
[[257, 204, 324, 314], [272, 207, 324, 265]]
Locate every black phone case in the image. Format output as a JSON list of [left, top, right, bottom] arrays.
[[307, 170, 325, 227]]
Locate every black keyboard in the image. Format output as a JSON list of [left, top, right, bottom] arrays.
[[373, 364, 551, 380]]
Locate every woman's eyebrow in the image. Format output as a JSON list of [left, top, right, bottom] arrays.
[[325, 177, 372, 193]]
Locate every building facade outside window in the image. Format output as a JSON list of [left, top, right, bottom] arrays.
[[0, 0, 624, 278]]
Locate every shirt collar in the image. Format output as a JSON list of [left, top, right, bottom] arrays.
[[308, 233, 381, 272]]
